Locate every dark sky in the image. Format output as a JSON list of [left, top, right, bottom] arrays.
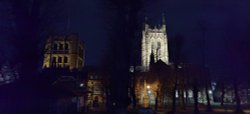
[[1, 0, 250, 78], [69, 0, 107, 66], [73, 0, 250, 78]]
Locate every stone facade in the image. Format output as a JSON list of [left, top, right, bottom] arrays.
[[43, 34, 84, 70], [141, 16, 169, 71]]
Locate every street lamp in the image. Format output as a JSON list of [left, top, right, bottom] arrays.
[[177, 65, 182, 69], [147, 85, 150, 89], [80, 83, 84, 87]]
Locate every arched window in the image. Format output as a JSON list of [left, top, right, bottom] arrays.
[[65, 43, 69, 50], [53, 43, 58, 50], [59, 43, 63, 50], [52, 57, 56, 63], [58, 57, 62, 63], [64, 57, 68, 63], [157, 42, 161, 49], [151, 43, 155, 50]]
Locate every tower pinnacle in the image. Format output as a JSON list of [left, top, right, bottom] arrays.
[[141, 15, 169, 71], [161, 13, 166, 32], [144, 16, 149, 29], [162, 13, 166, 25]]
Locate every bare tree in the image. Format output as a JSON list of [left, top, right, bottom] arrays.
[[192, 66, 201, 114], [102, 0, 144, 113]]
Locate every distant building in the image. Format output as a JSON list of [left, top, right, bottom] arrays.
[[42, 34, 85, 70], [135, 16, 215, 107], [141, 16, 169, 71], [0, 62, 19, 86], [41, 34, 87, 113], [84, 67, 107, 109]]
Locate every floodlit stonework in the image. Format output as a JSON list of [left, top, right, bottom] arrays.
[[42, 34, 85, 70], [141, 16, 169, 71]]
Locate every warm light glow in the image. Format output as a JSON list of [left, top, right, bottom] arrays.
[[147, 85, 150, 89]]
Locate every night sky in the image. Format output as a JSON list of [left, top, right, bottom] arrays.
[[79, 0, 250, 78], [1, 0, 250, 79]]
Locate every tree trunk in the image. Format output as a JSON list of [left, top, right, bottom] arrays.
[[180, 89, 185, 110], [180, 74, 186, 110], [220, 83, 225, 107], [155, 91, 158, 111], [234, 80, 243, 113], [171, 76, 177, 114], [185, 90, 189, 104], [193, 80, 199, 114], [205, 81, 212, 112]]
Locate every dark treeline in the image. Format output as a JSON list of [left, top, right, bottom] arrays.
[[0, 0, 70, 113]]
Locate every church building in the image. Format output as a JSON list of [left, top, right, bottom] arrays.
[[141, 16, 169, 71], [134, 15, 171, 108], [42, 34, 85, 70]]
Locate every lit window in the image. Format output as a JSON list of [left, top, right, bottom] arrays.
[[188, 90, 193, 98], [129, 66, 134, 72], [176, 91, 178, 98]]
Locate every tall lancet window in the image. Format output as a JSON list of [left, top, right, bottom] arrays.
[[157, 42, 161, 60]]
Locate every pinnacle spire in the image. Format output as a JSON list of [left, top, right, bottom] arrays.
[[161, 13, 167, 32], [162, 13, 166, 25], [144, 16, 148, 24], [144, 16, 149, 29]]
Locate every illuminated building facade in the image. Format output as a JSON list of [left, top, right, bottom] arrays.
[[141, 16, 169, 71], [85, 67, 106, 109], [42, 34, 84, 70]]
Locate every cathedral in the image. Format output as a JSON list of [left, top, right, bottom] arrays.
[[135, 17, 215, 108], [141, 16, 169, 71], [134, 15, 171, 108]]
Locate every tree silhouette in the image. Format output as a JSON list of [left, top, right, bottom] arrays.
[[0, 0, 70, 113], [102, 0, 144, 113]]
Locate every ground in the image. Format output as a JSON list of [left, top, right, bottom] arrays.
[[85, 104, 250, 114]]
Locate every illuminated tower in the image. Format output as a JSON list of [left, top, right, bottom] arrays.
[[42, 34, 85, 70], [141, 16, 169, 71]]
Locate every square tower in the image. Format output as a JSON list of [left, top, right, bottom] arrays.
[[42, 34, 85, 70], [141, 17, 169, 71]]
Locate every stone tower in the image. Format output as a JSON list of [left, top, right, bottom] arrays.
[[42, 34, 85, 70], [141, 16, 169, 71]]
